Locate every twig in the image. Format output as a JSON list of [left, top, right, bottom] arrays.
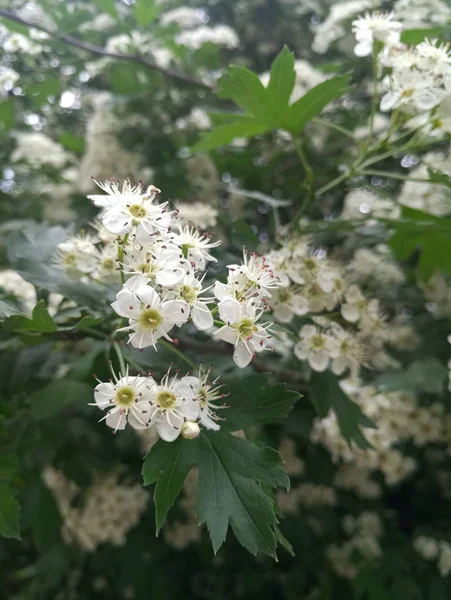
[[0, 9, 213, 91]]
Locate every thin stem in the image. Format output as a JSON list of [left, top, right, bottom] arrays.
[[159, 339, 197, 370], [313, 118, 360, 144], [0, 9, 213, 91], [291, 133, 315, 217], [117, 233, 129, 285], [365, 43, 380, 152], [112, 341, 127, 375], [213, 319, 225, 327], [315, 170, 351, 197], [360, 169, 433, 183]]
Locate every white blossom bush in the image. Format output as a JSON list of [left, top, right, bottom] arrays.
[[2, 0, 451, 598]]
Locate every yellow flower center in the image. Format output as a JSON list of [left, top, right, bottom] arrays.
[[179, 285, 198, 304], [237, 318, 257, 338], [114, 385, 136, 408], [129, 204, 147, 218], [310, 334, 326, 350], [157, 390, 177, 409], [138, 308, 162, 330], [102, 258, 115, 271], [278, 289, 291, 303]]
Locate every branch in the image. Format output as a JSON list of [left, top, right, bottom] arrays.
[[0, 9, 214, 91]]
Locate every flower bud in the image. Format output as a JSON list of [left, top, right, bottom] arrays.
[[181, 421, 200, 440]]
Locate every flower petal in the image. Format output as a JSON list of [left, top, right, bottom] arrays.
[[233, 341, 253, 368]]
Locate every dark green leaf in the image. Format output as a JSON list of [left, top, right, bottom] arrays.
[[142, 437, 196, 532], [26, 79, 61, 107], [192, 118, 270, 151], [266, 46, 296, 111], [401, 28, 444, 45], [0, 481, 21, 539], [58, 132, 85, 153], [196, 431, 280, 556], [68, 341, 106, 380], [309, 371, 375, 449], [143, 430, 288, 556], [3, 300, 57, 333], [374, 358, 448, 395], [134, 0, 161, 26], [284, 74, 351, 133], [0, 99, 14, 131], [217, 66, 273, 121], [0, 299, 23, 318], [427, 167, 451, 190], [0, 454, 19, 483], [92, 0, 118, 18], [29, 379, 93, 419], [222, 374, 300, 432], [0, 17, 29, 35]]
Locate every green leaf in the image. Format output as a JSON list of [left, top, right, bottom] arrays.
[[427, 167, 451, 189], [58, 132, 85, 153], [222, 374, 300, 432], [196, 432, 281, 556], [92, 0, 117, 18], [309, 371, 375, 449], [284, 74, 351, 133], [192, 118, 270, 151], [0, 299, 23, 318], [374, 358, 448, 395], [0, 99, 14, 131], [29, 379, 93, 419], [217, 66, 273, 121], [401, 28, 444, 45], [3, 300, 57, 333], [108, 62, 149, 94], [142, 437, 196, 532], [0, 481, 21, 539], [0, 17, 29, 35], [266, 46, 296, 112], [26, 78, 61, 107], [143, 430, 288, 556], [134, 0, 161, 26], [68, 341, 105, 380], [0, 454, 19, 483]]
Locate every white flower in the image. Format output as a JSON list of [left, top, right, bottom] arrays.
[[175, 201, 218, 228], [160, 7, 206, 29], [55, 234, 99, 279], [269, 286, 308, 323], [0, 67, 19, 94], [181, 421, 200, 439], [214, 299, 272, 368], [147, 372, 200, 441], [329, 325, 365, 377], [185, 366, 225, 431], [111, 284, 189, 349], [170, 273, 214, 331], [352, 11, 402, 57], [11, 132, 70, 168], [176, 25, 239, 49], [294, 325, 338, 372], [93, 369, 154, 431], [169, 225, 221, 270], [4, 32, 42, 55], [95, 245, 121, 283], [122, 241, 188, 287], [216, 250, 281, 304], [416, 39, 451, 75], [380, 69, 444, 114], [89, 179, 172, 243], [340, 285, 383, 331]]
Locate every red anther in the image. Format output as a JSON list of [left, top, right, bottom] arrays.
[[172, 338, 180, 345]]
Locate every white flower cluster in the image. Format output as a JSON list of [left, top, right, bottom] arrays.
[[175, 201, 218, 229], [93, 366, 225, 440], [312, 378, 448, 485], [0, 24, 44, 56], [0, 269, 62, 316], [175, 25, 239, 50], [414, 536, 451, 577], [0, 66, 19, 95], [328, 512, 383, 579], [352, 11, 451, 116], [42, 467, 148, 552], [11, 132, 72, 169], [277, 483, 337, 514]]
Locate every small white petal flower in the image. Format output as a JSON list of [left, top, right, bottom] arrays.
[[352, 12, 402, 57], [111, 284, 189, 349], [148, 372, 200, 442], [380, 69, 444, 114], [169, 225, 221, 271], [93, 369, 154, 432], [170, 273, 214, 331], [294, 324, 338, 372], [214, 299, 273, 368]]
